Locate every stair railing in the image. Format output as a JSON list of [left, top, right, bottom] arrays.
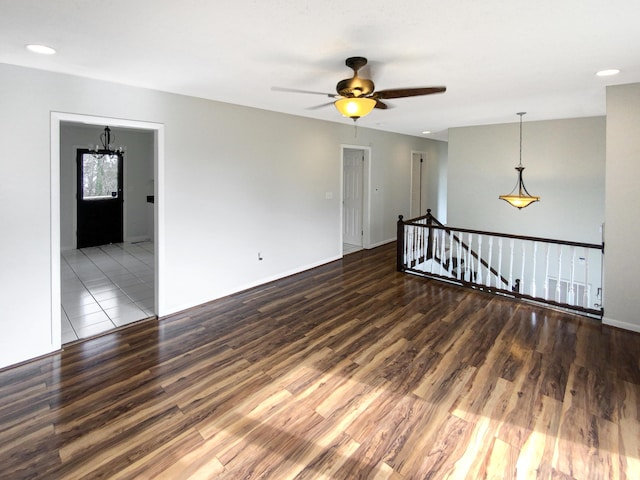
[[397, 210, 604, 317]]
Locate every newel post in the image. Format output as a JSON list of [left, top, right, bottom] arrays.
[[397, 215, 405, 272]]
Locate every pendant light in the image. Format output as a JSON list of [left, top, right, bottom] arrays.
[[499, 112, 540, 209]]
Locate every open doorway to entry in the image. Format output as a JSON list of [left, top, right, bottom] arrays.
[[341, 145, 371, 255], [51, 114, 163, 347]]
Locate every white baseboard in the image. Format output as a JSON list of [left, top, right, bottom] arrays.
[[125, 235, 152, 243], [161, 254, 343, 317], [367, 238, 396, 249], [602, 316, 640, 333]]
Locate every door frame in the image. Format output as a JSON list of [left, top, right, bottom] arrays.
[[340, 144, 371, 252], [50, 112, 165, 348]]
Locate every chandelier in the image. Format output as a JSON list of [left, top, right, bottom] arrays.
[[499, 112, 540, 209], [90, 126, 125, 157]]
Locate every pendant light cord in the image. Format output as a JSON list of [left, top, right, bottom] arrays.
[[517, 112, 526, 167]]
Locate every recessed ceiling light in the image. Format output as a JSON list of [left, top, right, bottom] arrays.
[[596, 69, 620, 77], [26, 44, 56, 55], [422, 130, 432, 135]]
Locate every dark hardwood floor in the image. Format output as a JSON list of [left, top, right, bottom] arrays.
[[1, 242, 639, 479]]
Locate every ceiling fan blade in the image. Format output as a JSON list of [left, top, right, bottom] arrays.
[[374, 86, 446, 99], [374, 99, 388, 109], [307, 101, 335, 110], [271, 86, 337, 98]]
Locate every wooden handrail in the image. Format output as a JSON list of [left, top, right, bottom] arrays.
[[406, 210, 603, 251]]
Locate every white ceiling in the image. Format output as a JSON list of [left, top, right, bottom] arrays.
[[2, 0, 639, 140]]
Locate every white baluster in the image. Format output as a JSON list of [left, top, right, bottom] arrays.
[[556, 245, 563, 303], [486, 237, 494, 287], [418, 225, 424, 267], [531, 242, 538, 298], [430, 227, 437, 274], [449, 230, 454, 277], [404, 225, 410, 265], [457, 235, 463, 280], [467, 233, 473, 282], [440, 230, 446, 275], [520, 241, 526, 295], [509, 239, 515, 291], [583, 248, 590, 308], [544, 243, 550, 300], [458, 234, 467, 280], [569, 246, 576, 305], [476, 236, 483, 285], [497, 238, 504, 288], [410, 226, 415, 265]]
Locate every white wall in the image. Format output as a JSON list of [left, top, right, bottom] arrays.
[[60, 124, 154, 249], [447, 117, 605, 244], [603, 83, 640, 331], [0, 63, 439, 368], [435, 140, 448, 222]]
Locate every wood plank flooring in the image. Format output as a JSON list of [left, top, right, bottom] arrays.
[[1, 242, 640, 479]]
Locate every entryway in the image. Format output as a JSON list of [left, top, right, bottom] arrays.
[[52, 114, 162, 346]]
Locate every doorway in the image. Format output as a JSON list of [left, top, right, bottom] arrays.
[[410, 151, 428, 218], [51, 113, 164, 348], [341, 145, 370, 255]]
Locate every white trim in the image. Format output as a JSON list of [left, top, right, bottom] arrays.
[[368, 238, 396, 249], [125, 235, 152, 243], [50, 119, 61, 348], [602, 316, 640, 333], [162, 255, 343, 317], [340, 144, 372, 252], [51, 113, 165, 355]]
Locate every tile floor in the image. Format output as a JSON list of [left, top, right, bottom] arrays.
[[61, 242, 155, 344]]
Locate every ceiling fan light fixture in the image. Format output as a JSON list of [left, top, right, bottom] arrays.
[[334, 97, 376, 120]]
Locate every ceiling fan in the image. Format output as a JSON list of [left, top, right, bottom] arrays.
[[273, 56, 446, 121]]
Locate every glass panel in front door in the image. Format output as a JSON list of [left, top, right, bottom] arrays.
[[82, 153, 119, 200]]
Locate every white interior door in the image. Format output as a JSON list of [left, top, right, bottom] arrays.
[[411, 152, 428, 218], [343, 148, 364, 246]]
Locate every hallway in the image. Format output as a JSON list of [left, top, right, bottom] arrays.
[[61, 242, 155, 343]]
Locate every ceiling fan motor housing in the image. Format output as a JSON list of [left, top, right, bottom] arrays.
[[336, 56, 375, 97], [336, 77, 375, 97]]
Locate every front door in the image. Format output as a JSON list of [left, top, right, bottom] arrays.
[[77, 149, 123, 248]]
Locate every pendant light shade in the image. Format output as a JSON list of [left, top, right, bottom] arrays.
[[499, 112, 540, 209], [334, 97, 376, 120]]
